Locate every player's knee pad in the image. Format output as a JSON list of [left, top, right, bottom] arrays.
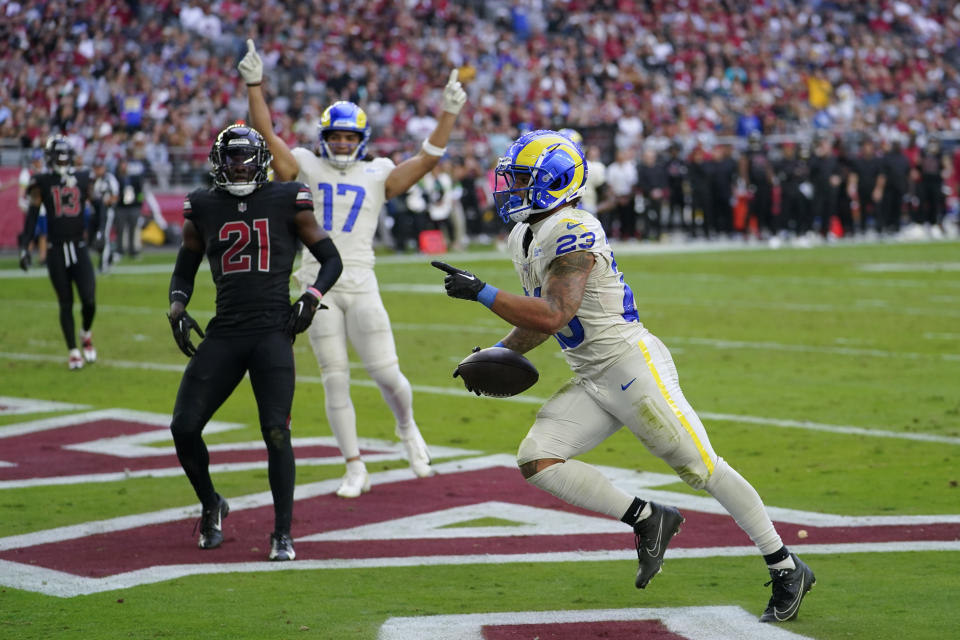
[[366, 360, 403, 390], [262, 425, 291, 451], [703, 456, 730, 493], [320, 367, 352, 409], [517, 435, 552, 467], [170, 411, 204, 438]]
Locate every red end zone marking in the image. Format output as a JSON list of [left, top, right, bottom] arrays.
[[2, 466, 958, 578], [0, 419, 368, 480], [483, 620, 680, 639]]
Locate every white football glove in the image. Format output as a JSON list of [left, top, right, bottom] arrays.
[[238, 39, 263, 85], [442, 69, 467, 115]]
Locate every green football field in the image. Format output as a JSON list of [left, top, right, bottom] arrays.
[[1, 239, 958, 639]]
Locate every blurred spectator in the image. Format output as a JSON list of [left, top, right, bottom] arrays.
[[606, 148, 639, 240]]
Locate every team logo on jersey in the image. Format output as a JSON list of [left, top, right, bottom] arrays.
[[238, 202, 247, 212]]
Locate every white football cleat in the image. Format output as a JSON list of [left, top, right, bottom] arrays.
[[336, 462, 371, 498], [396, 424, 436, 478], [68, 349, 84, 370], [81, 333, 97, 363]]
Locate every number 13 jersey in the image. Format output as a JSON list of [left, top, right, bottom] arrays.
[[507, 207, 648, 378]]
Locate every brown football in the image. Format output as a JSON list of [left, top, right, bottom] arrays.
[[455, 347, 539, 398]]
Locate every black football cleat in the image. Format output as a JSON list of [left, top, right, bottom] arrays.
[[633, 502, 684, 588], [269, 532, 296, 561], [196, 494, 229, 549], [760, 553, 815, 622]]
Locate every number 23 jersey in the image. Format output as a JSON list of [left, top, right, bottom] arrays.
[[507, 208, 647, 378]]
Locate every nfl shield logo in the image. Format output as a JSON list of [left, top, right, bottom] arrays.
[[238, 202, 247, 212]]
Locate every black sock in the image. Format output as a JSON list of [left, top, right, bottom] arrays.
[[764, 546, 790, 566], [173, 431, 217, 508], [263, 427, 296, 534], [620, 497, 647, 525]]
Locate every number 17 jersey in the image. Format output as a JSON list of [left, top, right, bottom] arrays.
[[292, 148, 394, 281], [507, 207, 648, 378]]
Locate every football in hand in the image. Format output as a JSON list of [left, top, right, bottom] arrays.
[[455, 347, 539, 397]]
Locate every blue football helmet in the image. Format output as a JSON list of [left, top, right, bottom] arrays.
[[493, 129, 588, 224], [558, 128, 583, 145], [318, 101, 370, 169]]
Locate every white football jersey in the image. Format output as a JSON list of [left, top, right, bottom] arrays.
[[292, 148, 394, 288], [507, 206, 647, 378]]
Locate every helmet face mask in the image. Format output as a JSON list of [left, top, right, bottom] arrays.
[[45, 135, 75, 174], [209, 125, 271, 197], [318, 101, 370, 170], [493, 129, 588, 224]]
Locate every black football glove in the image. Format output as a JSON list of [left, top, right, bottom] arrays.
[[431, 260, 485, 300], [285, 292, 327, 339], [167, 310, 205, 357], [452, 346, 482, 395], [18, 249, 31, 272]]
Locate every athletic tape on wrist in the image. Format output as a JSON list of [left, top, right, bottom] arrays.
[[477, 284, 498, 308], [421, 139, 446, 157]]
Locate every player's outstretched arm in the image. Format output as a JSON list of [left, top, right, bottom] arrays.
[[239, 39, 299, 182], [431, 251, 592, 335], [385, 69, 467, 199]]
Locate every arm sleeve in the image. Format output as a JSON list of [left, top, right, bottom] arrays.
[[305, 237, 342, 296], [20, 204, 40, 249], [169, 246, 204, 305]]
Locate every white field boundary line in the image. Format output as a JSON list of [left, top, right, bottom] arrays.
[[1, 351, 958, 447], [0, 409, 478, 489], [378, 606, 815, 640], [4, 540, 959, 599], [2, 455, 958, 553], [6, 541, 960, 599], [6, 289, 960, 318], [1, 455, 958, 597]]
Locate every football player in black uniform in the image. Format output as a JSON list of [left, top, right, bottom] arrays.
[[167, 124, 343, 561], [19, 135, 99, 370]]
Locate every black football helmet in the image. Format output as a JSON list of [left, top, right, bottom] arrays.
[[45, 135, 75, 173], [209, 124, 272, 196]]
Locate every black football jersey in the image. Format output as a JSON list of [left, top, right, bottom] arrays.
[[28, 170, 93, 243], [184, 181, 314, 336]]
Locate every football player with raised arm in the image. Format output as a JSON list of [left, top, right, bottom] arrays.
[[19, 135, 99, 370], [433, 130, 815, 623], [238, 40, 467, 498], [167, 124, 342, 561]]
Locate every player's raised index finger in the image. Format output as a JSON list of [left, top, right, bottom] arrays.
[[447, 69, 458, 85], [431, 260, 459, 275], [246, 39, 256, 54]]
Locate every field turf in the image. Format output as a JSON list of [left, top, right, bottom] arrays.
[[1, 239, 958, 639]]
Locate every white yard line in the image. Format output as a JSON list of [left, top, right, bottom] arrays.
[[1, 351, 957, 446]]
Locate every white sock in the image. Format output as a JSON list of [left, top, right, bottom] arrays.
[[345, 459, 366, 475], [768, 556, 797, 571], [704, 457, 784, 556], [634, 502, 654, 522], [526, 459, 634, 519]]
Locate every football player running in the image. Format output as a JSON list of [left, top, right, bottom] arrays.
[[239, 39, 467, 498], [19, 135, 99, 370], [167, 124, 342, 561], [433, 130, 815, 623]]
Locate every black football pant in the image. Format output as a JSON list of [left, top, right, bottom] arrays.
[[170, 330, 297, 535], [46, 240, 96, 351]]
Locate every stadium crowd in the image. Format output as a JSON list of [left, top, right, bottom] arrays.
[[4, 0, 960, 246]]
